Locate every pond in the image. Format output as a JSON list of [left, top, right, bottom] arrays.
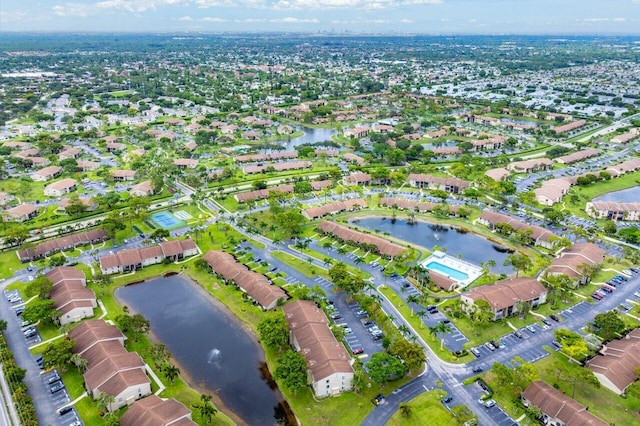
[[422, 139, 459, 150], [115, 275, 292, 426], [350, 217, 514, 275], [593, 185, 640, 203], [281, 126, 337, 150], [500, 117, 539, 127]]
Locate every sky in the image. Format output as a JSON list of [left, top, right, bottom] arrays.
[[1, 0, 639, 34]]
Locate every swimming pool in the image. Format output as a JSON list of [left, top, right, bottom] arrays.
[[151, 211, 186, 230], [425, 261, 469, 281]]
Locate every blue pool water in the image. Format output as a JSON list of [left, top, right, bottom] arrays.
[[151, 211, 186, 230], [425, 261, 469, 281]]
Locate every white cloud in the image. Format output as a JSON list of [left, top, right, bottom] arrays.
[[53, 0, 189, 17], [577, 17, 626, 22], [272, 0, 441, 10], [400, 19, 413, 23], [177, 15, 193, 21], [201, 16, 227, 22], [270, 17, 320, 23], [236, 18, 267, 22]]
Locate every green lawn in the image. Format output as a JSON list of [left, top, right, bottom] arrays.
[[272, 250, 327, 278], [386, 389, 464, 426]]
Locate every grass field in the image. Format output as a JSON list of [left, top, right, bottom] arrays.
[[386, 389, 462, 426]]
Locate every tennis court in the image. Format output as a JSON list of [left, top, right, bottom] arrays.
[[150, 211, 187, 230]]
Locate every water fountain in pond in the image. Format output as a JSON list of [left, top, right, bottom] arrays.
[[207, 348, 222, 366]]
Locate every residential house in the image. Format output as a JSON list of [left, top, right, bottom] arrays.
[[202, 250, 288, 310], [534, 178, 572, 206], [586, 201, 640, 221], [342, 153, 365, 165], [57, 197, 98, 213], [345, 173, 372, 186], [31, 166, 62, 182], [546, 242, 606, 286], [477, 211, 558, 249], [316, 221, 406, 258], [234, 184, 295, 203], [485, 168, 511, 182], [521, 381, 608, 426], [110, 170, 137, 181], [48, 267, 97, 325], [407, 174, 471, 194], [129, 181, 154, 197], [303, 199, 367, 220], [173, 158, 198, 169], [507, 158, 553, 173], [120, 395, 196, 426], [282, 300, 354, 397], [44, 178, 77, 197], [77, 161, 100, 172], [99, 239, 198, 275], [17, 230, 108, 262], [587, 328, 640, 395], [555, 148, 599, 164], [4, 204, 38, 223], [461, 278, 547, 320], [553, 119, 587, 135]]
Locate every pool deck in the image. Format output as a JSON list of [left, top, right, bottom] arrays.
[[420, 251, 483, 290]]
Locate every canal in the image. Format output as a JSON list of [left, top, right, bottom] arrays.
[[350, 217, 514, 275], [115, 274, 291, 426]]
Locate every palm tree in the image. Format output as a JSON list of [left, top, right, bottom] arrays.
[[433, 321, 451, 350], [96, 392, 115, 414], [193, 394, 217, 424], [354, 256, 364, 265], [163, 364, 181, 385], [416, 310, 427, 327], [398, 324, 411, 337]]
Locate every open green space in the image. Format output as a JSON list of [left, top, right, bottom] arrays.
[[386, 389, 469, 426]]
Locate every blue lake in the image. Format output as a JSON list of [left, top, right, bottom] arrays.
[[593, 185, 640, 203], [116, 275, 291, 426], [350, 217, 514, 275]]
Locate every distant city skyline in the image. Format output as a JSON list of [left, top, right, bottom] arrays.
[[1, 0, 639, 34]]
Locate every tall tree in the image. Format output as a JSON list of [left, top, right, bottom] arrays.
[[274, 350, 308, 394], [257, 312, 289, 350], [503, 253, 532, 277]]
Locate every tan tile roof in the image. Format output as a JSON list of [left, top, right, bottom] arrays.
[[522, 381, 607, 426], [120, 395, 195, 426], [84, 352, 146, 391], [463, 278, 547, 313], [587, 328, 640, 393], [317, 221, 406, 257], [303, 198, 367, 220], [69, 319, 125, 354], [202, 251, 288, 309], [98, 368, 150, 398], [283, 300, 353, 382]]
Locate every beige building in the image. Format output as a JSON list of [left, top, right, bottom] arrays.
[[586, 201, 640, 221], [522, 381, 607, 426], [461, 278, 547, 320], [587, 328, 640, 395], [283, 300, 354, 397], [44, 178, 77, 197]]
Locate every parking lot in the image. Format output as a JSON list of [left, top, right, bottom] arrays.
[[469, 322, 550, 364], [40, 369, 74, 421], [331, 299, 384, 359], [389, 276, 469, 353], [465, 380, 519, 426]]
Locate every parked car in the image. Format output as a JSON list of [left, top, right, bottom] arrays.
[[526, 325, 536, 333], [50, 382, 65, 394], [485, 342, 496, 351], [48, 373, 61, 385], [513, 331, 523, 339], [541, 318, 552, 326], [549, 314, 560, 322], [58, 406, 73, 416], [14, 307, 25, 316], [440, 396, 453, 404], [472, 366, 483, 373], [552, 340, 563, 348], [372, 394, 385, 405], [470, 347, 481, 357], [483, 399, 496, 408], [352, 348, 364, 355]]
